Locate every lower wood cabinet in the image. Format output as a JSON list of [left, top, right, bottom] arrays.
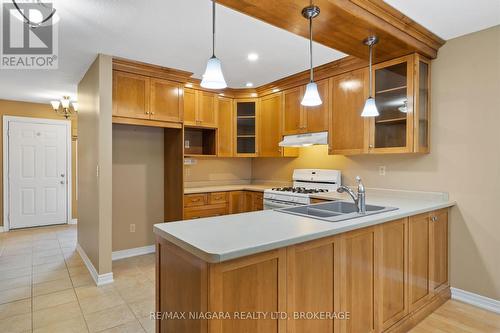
[[184, 190, 264, 219], [159, 208, 449, 333]]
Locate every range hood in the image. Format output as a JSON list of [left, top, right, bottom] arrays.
[[279, 131, 328, 147]]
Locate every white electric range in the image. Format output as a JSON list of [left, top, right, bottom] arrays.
[[263, 169, 342, 209]]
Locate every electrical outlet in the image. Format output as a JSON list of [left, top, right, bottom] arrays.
[[379, 166, 386, 176], [184, 140, 190, 149], [129, 224, 136, 233]]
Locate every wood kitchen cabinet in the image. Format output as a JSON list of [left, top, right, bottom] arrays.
[[282, 79, 329, 135], [183, 88, 217, 127], [113, 71, 150, 120], [234, 99, 258, 157], [259, 93, 283, 157], [184, 190, 264, 219], [113, 71, 183, 124], [430, 209, 449, 294], [217, 96, 234, 157], [329, 68, 370, 155], [377, 219, 408, 331], [369, 54, 430, 154]]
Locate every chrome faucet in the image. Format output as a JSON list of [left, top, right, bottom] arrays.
[[337, 176, 366, 214]]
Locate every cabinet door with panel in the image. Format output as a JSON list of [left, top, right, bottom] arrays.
[[150, 78, 182, 123], [113, 71, 150, 119], [234, 99, 258, 157], [183, 88, 197, 126], [408, 212, 431, 312], [304, 78, 329, 133], [377, 219, 408, 331], [282, 87, 303, 135], [208, 249, 287, 333], [228, 191, 245, 214], [198, 91, 217, 127], [287, 236, 340, 333], [342, 227, 378, 333], [430, 209, 448, 294], [259, 93, 283, 157], [217, 96, 234, 157], [330, 69, 369, 155]]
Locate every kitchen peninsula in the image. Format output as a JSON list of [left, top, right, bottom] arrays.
[[154, 189, 455, 333]]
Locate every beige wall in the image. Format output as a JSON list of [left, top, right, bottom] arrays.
[[252, 26, 500, 300], [184, 158, 252, 186], [112, 124, 164, 251], [77, 54, 113, 274], [0, 99, 78, 227]]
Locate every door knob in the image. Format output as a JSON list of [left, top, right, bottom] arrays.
[[60, 181, 65, 185], [61, 174, 65, 178]]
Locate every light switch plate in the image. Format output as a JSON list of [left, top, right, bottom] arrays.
[[379, 166, 386, 176]]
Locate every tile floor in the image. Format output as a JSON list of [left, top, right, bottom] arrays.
[[0, 224, 155, 333]]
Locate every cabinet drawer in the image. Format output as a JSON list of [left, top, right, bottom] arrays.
[[184, 194, 207, 207], [209, 192, 228, 204], [184, 205, 227, 219]]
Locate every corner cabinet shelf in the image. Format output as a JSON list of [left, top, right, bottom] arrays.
[[234, 99, 258, 157]]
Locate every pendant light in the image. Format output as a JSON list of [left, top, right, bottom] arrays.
[[361, 36, 380, 117], [300, 5, 322, 107], [201, 0, 227, 89]]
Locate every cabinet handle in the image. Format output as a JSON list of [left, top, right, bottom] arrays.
[[192, 198, 200, 202], [369, 144, 374, 148], [431, 216, 438, 222], [151, 112, 155, 115], [145, 111, 150, 115]]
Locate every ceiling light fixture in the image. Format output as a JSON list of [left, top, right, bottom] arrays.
[[51, 96, 77, 119], [245, 82, 253, 87], [200, 0, 227, 89], [300, 5, 322, 107], [247, 53, 259, 61], [12, 0, 57, 28], [361, 36, 380, 117]]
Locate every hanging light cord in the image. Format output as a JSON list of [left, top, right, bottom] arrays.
[[308, 16, 314, 83], [211, 0, 216, 58], [368, 42, 373, 98], [12, 0, 56, 28]]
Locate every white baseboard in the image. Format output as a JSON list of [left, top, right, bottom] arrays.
[[76, 244, 114, 286], [69, 218, 78, 225], [0, 226, 4, 232], [112, 245, 155, 261], [451, 287, 500, 314]]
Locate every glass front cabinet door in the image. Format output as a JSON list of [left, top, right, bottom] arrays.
[[369, 54, 430, 153], [234, 99, 258, 157]]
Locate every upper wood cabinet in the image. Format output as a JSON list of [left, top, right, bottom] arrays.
[[234, 99, 258, 157], [259, 92, 283, 157], [113, 70, 183, 124], [329, 68, 369, 155], [183, 88, 217, 128], [282, 79, 329, 135], [150, 78, 183, 122], [369, 54, 430, 154], [113, 71, 150, 120], [217, 96, 234, 157]]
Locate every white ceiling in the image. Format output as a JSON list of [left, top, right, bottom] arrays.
[[0, 0, 498, 104], [384, 0, 500, 40]]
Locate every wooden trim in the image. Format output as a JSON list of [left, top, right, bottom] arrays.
[[216, 0, 444, 61], [113, 57, 193, 83], [112, 116, 182, 129]]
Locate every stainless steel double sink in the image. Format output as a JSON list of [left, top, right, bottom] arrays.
[[278, 201, 398, 222]]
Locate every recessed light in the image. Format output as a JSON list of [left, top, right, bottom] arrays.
[[247, 53, 259, 61], [245, 82, 254, 87]]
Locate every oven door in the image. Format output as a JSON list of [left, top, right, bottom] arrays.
[[263, 199, 304, 210]]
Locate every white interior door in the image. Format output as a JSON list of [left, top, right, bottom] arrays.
[[8, 120, 69, 229]]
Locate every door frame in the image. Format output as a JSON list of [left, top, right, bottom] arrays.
[[3, 116, 72, 231]]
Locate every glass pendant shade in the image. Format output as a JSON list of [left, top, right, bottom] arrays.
[[61, 98, 71, 109], [72, 102, 79, 112], [361, 97, 379, 117], [301, 82, 322, 106], [50, 100, 60, 110], [200, 56, 227, 89]]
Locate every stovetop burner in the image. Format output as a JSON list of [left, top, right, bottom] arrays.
[[271, 187, 329, 194]]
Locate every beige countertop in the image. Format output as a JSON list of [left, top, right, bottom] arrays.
[[155, 188, 455, 263], [184, 183, 285, 194]]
